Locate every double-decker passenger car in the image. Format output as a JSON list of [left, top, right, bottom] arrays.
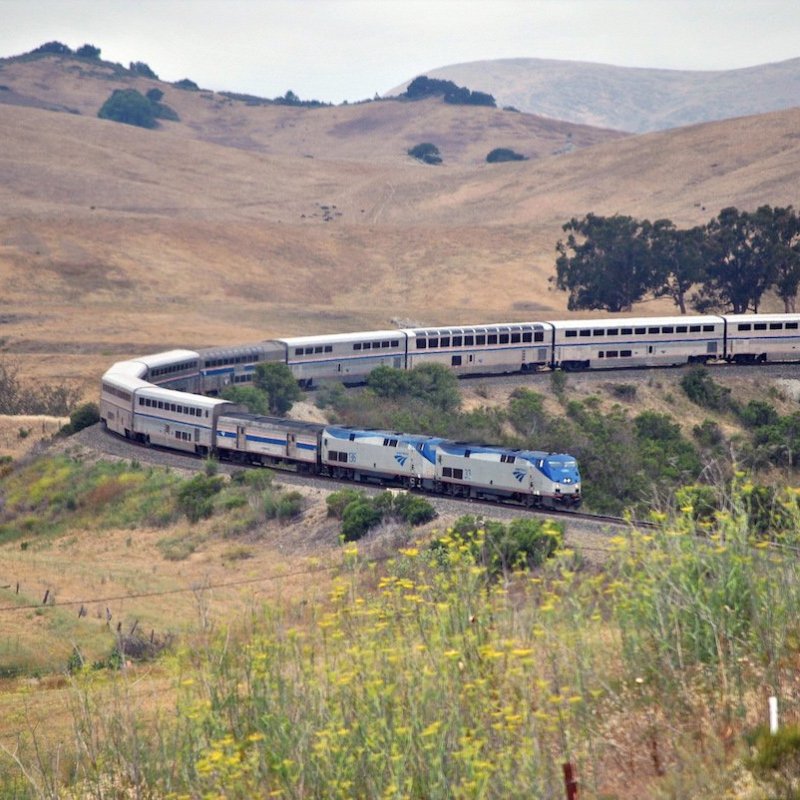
[[132, 387, 232, 455], [278, 331, 408, 387], [549, 316, 724, 370], [724, 313, 800, 363], [403, 322, 551, 375]]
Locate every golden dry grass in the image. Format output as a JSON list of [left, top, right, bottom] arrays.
[[0, 55, 799, 402]]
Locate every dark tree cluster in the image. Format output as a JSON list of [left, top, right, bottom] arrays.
[[27, 41, 101, 58], [553, 206, 800, 314], [486, 148, 527, 163], [403, 76, 496, 107], [98, 87, 179, 128], [407, 142, 442, 165]]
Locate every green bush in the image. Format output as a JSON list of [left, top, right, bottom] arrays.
[[98, 89, 157, 128], [176, 474, 224, 523], [326, 488, 365, 519], [392, 492, 437, 525], [746, 723, 800, 797], [407, 142, 442, 165], [437, 515, 563, 577], [341, 499, 383, 541], [61, 402, 100, 435], [486, 148, 527, 163], [263, 490, 304, 522], [254, 363, 302, 414], [680, 367, 732, 411]]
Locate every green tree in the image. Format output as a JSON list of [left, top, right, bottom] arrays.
[[648, 220, 705, 314], [220, 385, 270, 415], [129, 61, 158, 79], [757, 205, 800, 312], [407, 142, 442, 165], [554, 214, 655, 311], [98, 89, 157, 129], [692, 207, 776, 313], [486, 148, 527, 163], [253, 363, 301, 415], [76, 44, 101, 59]]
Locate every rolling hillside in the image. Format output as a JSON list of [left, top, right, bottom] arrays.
[[0, 52, 799, 399], [386, 56, 800, 132]]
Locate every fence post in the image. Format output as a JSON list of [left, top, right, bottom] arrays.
[[563, 761, 579, 800]]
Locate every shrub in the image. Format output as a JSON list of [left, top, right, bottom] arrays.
[[680, 367, 732, 411], [392, 492, 437, 525], [173, 78, 199, 91], [739, 400, 779, 429], [693, 419, 724, 448], [76, 44, 101, 59], [176, 473, 224, 523], [129, 61, 158, 79], [486, 148, 527, 163], [341, 499, 383, 541], [407, 142, 442, 165], [263, 490, 304, 522], [31, 41, 72, 55], [61, 402, 100, 435], [221, 385, 270, 415], [326, 488, 365, 519], [746, 723, 800, 797], [608, 383, 637, 401], [98, 88, 157, 129], [439, 515, 563, 577]]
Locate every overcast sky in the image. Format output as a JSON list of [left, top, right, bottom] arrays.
[[5, 0, 799, 103]]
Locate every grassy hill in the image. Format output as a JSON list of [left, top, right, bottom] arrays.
[[0, 51, 799, 403], [387, 56, 800, 132]]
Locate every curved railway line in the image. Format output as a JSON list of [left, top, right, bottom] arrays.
[[72, 423, 645, 562]]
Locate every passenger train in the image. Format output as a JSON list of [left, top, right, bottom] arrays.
[[99, 311, 800, 511]]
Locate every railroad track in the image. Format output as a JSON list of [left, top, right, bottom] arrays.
[[69, 425, 649, 547]]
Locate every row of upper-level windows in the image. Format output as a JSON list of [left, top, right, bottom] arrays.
[[352, 340, 401, 352], [149, 360, 198, 377], [103, 384, 131, 402], [417, 331, 543, 349], [564, 324, 716, 338], [737, 322, 799, 331], [296, 345, 335, 355], [138, 396, 209, 417], [205, 353, 259, 367]]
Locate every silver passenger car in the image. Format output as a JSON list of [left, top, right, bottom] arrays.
[[278, 331, 408, 386], [403, 321, 551, 375], [216, 413, 322, 468], [550, 316, 724, 370], [723, 313, 800, 363]]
